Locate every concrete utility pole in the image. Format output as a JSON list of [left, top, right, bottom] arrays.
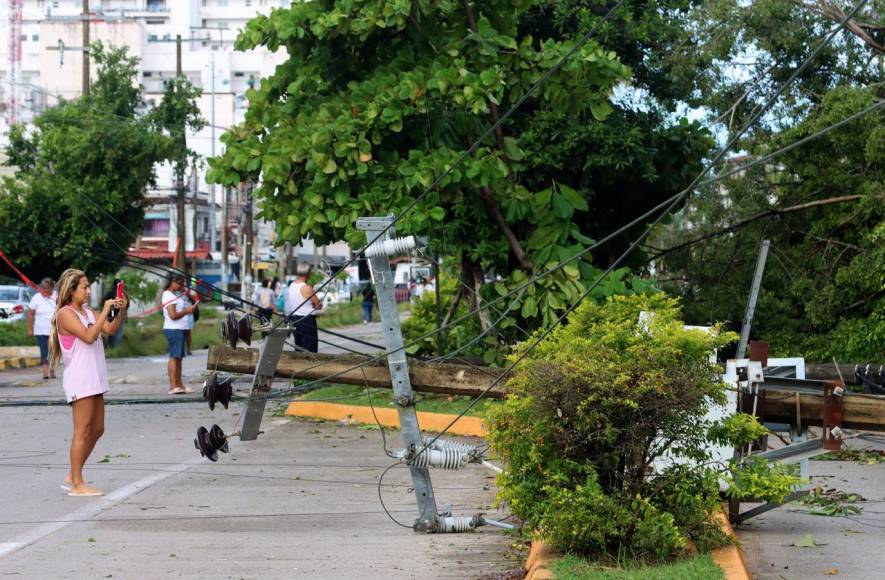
[[278, 241, 289, 281], [736, 239, 770, 360], [243, 183, 253, 300], [221, 186, 229, 291], [175, 34, 187, 272], [209, 44, 217, 258], [81, 0, 90, 97]]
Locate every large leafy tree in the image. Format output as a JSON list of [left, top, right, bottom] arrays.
[[1, 44, 165, 280], [649, 0, 885, 360], [0, 43, 201, 281], [209, 0, 713, 350], [652, 87, 885, 360]]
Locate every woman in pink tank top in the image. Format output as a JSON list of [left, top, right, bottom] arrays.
[[49, 269, 127, 497]]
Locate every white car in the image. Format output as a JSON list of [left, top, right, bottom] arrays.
[[0, 285, 35, 323]]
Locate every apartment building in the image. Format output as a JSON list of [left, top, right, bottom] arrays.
[[0, 0, 319, 282]]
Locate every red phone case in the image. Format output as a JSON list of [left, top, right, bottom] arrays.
[[116, 281, 125, 299]]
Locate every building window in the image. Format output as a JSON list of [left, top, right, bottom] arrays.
[[20, 34, 27, 41], [52, 1, 59, 9], [245, 0, 252, 6], [162, 33, 171, 40], [143, 72, 153, 77], [32, 34, 39, 42], [148, 34, 158, 41], [219, 0, 229, 6], [143, 218, 171, 237]]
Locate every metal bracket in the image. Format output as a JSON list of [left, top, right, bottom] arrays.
[[240, 328, 289, 441], [735, 489, 810, 524], [821, 380, 845, 451]]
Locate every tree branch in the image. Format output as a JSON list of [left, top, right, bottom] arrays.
[[461, 0, 515, 179], [474, 186, 534, 270], [650, 194, 869, 261]]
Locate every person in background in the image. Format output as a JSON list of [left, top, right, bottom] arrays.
[[101, 278, 130, 349], [50, 268, 126, 496], [256, 278, 275, 322], [286, 263, 323, 352], [28, 277, 57, 380], [161, 275, 196, 395], [182, 281, 198, 356], [361, 283, 375, 324]]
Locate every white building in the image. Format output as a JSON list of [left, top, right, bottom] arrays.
[[1, 1, 351, 284]]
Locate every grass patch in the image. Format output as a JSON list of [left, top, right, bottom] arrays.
[[105, 307, 223, 358], [299, 383, 499, 416], [0, 322, 34, 347], [317, 300, 410, 329], [552, 553, 724, 580]]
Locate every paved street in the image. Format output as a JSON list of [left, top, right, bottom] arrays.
[[0, 322, 519, 579], [737, 438, 885, 579]]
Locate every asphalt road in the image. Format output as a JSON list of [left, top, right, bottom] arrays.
[[0, 323, 519, 579], [737, 437, 885, 580]]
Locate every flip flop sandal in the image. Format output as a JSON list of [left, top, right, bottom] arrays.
[[68, 488, 104, 497], [60, 482, 72, 491], [181, 386, 195, 394], [168, 388, 186, 395]]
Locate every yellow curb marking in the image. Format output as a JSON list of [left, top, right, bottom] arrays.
[[285, 401, 489, 437]]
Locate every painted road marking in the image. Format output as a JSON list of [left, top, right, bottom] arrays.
[[0, 456, 206, 560]]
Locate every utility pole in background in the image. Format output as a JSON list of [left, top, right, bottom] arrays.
[[242, 183, 253, 301], [208, 39, 217, 260], [175, 34, 187, 272], [81, 0, 90, 97], [221, 186, 229, 291], [278, 241, 290, 282]]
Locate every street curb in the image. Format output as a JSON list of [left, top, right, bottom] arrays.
[[711, 505, 751, 580], [524, 540, 555, 580], [523, 505, 750, 580], [0, 356, 41, 370], [285, 401, 488, 437]]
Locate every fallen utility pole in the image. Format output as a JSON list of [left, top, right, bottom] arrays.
[[207, 346, 885, 432], [207, 345, 507, 399]]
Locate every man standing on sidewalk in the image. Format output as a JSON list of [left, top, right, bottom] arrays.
[[286, 263, 323, 352]]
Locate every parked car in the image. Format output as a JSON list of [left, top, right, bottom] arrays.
[[0, 285, 36, 323]]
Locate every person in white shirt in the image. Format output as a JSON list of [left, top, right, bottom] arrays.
[[161, 275, 197, 395], [286, 263, 323, 352], [27, 277, 58, 380]]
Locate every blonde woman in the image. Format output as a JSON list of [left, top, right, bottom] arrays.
[[49, 269, 126, 497]]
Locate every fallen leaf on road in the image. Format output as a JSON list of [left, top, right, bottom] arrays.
[[825, 568, 839, 575], [791, 533, 827, 548]]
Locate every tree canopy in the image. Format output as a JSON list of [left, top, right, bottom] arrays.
[[208, 0, 714, 351], [649, 0, 885, 360], [0, 43, 202, 281]]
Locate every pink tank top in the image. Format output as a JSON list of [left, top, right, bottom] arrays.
[[59, 306, 109, 397]]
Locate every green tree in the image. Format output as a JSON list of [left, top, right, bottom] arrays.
[[208, 1, 713, 355], [0, 44, 168, 280], [651, 87, 885, 361]]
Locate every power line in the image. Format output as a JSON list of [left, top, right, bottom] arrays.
[[406, 0, 873, 466]]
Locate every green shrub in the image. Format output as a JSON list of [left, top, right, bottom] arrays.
[[0, 321, 33, 347], [487, 293, 798, 561]]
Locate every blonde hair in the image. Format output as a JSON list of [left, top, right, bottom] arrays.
[[48, 269, 86, 370]]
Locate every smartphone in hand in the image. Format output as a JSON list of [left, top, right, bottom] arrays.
[[109, 281, 124, 322]]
